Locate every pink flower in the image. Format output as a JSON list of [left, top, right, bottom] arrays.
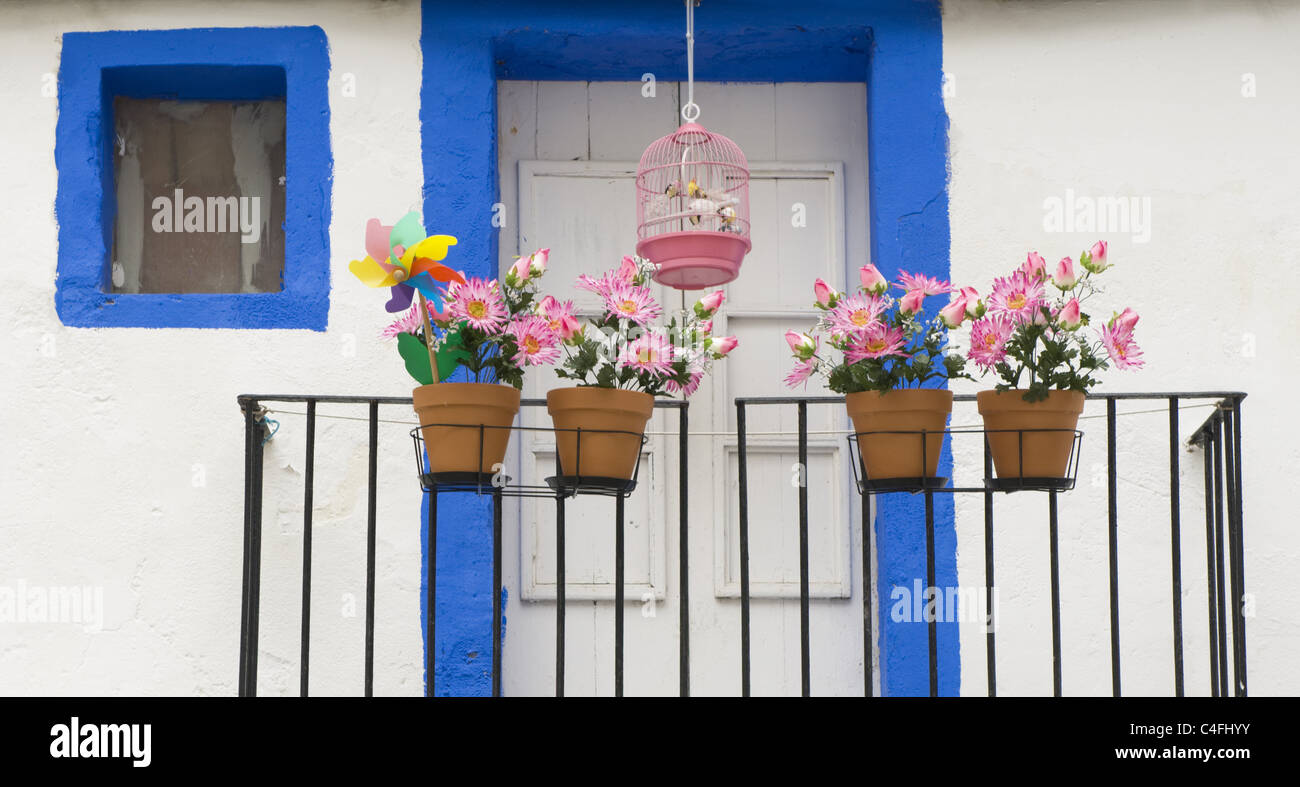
[[1083, 240, 1110, 273], [939, 298, 968, 329], [899, 289, 926, 316], [448, 277, 508, 333], [987, 269, 1046, 325], [813, 278, 836, 307], [576, 272, 614, 299], [784, 358, 818, 388], [968, 314, 1014, 371], [617, 332, 675, 377], [507, 315, 561, 367], [696, 289, 726, 317], [509, 255, 532, 283], [538, 296, 582, 340], [697, 319, 714, 335], [896, 271, 953, 297], [785, 330, 817, 359], [711, 335, 739, 359], [605, 281, 663, 326], [1052, 257, 1078, 290], [1111, 307, 1140, 332], [829, 293, 886, 336], [1058, 298, 1083, 331], [528, 247, 549, 276], [1021, 252, 1048, 281], [1102, 322, 1144, 370], [958, 286, 984, 318], [844, 323, 909, 362], [665, 371, 704, 397], [380, 301, 425, 339], [859, 263, 888, 295]]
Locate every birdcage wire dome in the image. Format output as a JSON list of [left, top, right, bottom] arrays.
[[635, 122, 752, 289]]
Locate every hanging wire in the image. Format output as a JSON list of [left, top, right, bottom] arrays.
[[681, 0, 700, 123]]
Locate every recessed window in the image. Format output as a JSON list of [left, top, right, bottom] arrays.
[[56, 28, 331, 330], [111, 97, 286, 294]]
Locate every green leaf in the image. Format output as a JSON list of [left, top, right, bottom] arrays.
[[397, 332, 434, 385], [435, 327, 473, 381]]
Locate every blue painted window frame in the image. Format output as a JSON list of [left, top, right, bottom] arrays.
[[55, 26, 332, 330]]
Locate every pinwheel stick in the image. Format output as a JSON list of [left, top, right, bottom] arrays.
[[418, 293, 440, 384]]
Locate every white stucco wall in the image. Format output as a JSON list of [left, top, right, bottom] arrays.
[[944, 0, 1299, 695], [0, 0, 427, 695]]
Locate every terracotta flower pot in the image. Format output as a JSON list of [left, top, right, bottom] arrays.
[[546, 387, 655, 480], [413, 382, 521, 475], [976, 389, 1085, 480], [846, 389, 953, 480]]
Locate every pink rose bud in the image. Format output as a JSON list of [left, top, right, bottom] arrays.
[[529, 247, 549, 275], [510, 254, 532, 282], [1022, 252, 1047, 280], [813, 278, 836, 307], [859, 263, 888, 294], [1059, 298, 1083, 330], [712, 335, 739, 358], [536, 294, 557, 313], [1112, 306, 1139, 332], [698, 319, 714, 335], [558, 314, 581, 340], [939, 298, 968, 329], [1090, 240, 1109, 269], [1052, 257, 1078, 290], [899, 289, 925, 316], [958, 286, 983, 318], [617, 255, 638, 282], [698, 289, 726, 315], [784, 330, 816, 359]]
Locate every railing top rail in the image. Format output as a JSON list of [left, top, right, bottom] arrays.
[[734, 391, 1247, 406], [237, 394, 688, 409]]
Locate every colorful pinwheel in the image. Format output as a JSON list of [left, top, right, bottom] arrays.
[[348, 211, 466, 312]]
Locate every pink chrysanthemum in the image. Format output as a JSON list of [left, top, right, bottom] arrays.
[[617, 331, 675, 377], [665, 370, 704, 397], [896, 272, 953, 297], [537, 296, 581, 340], [986, 270, 1046, 325], [784, 358, 818, 388], [507, 315, 561, 367], [828, 293, 886, 336], [448, 277, 508, 333], [576, 272, 614, 299], [604, 281, 663, 326], [380, 302, 424, 339], [844, 323, 909, 362], [968, 314, 1014, 371], [1101, 323, 1145, 370]]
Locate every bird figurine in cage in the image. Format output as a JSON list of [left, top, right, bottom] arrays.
[[635, 122, 752, 289]]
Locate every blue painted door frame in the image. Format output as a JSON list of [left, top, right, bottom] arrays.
[[420, 0, 956, 696]]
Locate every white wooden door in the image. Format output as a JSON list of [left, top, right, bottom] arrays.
[[498, 81, 872, 695]]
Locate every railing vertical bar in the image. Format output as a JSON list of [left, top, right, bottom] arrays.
[[1230, 397, 1248, 696], [925, 488, 937, 697], [238, 402, 255, 697], [1212, 413, 1229, 696], [861, 488, 873, 697], [1168, 397, 1184, 696], [426, 484, 437, 697], [1202, 425, 1220, 697], [492, 489, 503, 698], [736, 402, 751, 697], [1049, 490, 1062, 697], [983, 438, 997, 697], [615, 493, 625, 698], [555, 484, 565, 698], [678, 405, 690, 697], [246, 408, 265, 698], [797, 401, 811, 697], [1106, 398, 1121, 696], [1223, 406, 1242, 698], [364, 400, 378, 697], [299, 399, 316, 697]]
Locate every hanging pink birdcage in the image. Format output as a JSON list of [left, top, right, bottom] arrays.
[[635, 122, 751, 289]]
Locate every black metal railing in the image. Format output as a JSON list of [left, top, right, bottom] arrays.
[[238, 390, 1246, 697], [734, 391, 1247, 697], [236, 394, 689, 698]]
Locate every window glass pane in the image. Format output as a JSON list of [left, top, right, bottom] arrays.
[[111, 97, 286, 293]]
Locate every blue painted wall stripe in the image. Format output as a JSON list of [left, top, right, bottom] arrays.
[[419, 0, 954, 696]]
